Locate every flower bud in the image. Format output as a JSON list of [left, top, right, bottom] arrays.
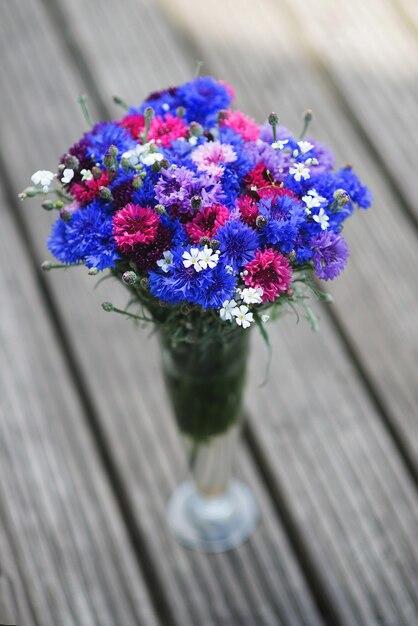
[[132, 175, 143, 189], [122, 270, 139, 285], [190, 195, 202, 210], [88, 267, 99, 275], [209, 239, 220, 251], [144, 106, 155, 121], [256, 215, 268, 228], [121, 157, 131, 170], [64, 154, 79, 169], [109, 145, 118, 158], [199, 236, 211, 247], [41, 261, 53, 271], [154, 204, 167, 215], [333, 188, 350, 206], [101, 302, 114, 312], [189, 122, 203, 137], [55, 200, 64, 209], [103, 153, 113, 169], [92, 166, 102, 179], [304, 109, 313, 123], [217, 109, 228, 123], [268, 112, 279, 126], [176, 106, 185, 118], [140, 277, 149, 288], [99, 186, 113, 201], [42, 200, 54, 211], [59, 208, 72, 222]]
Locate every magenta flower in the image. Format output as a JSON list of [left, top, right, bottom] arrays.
[[243, 248, 292, 302], [113, 203, 160, 252]]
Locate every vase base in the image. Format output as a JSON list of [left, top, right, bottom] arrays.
[[166, 479, 259, 553]]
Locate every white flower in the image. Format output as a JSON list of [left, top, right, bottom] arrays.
[[61, 168, 74, 184], [156, 250, 174, 273], [271, 139, 289, 151], [261, 314, 270, 323], [122, 146, 141, 166], [182, 248, 203, 272], [289, 162, 310, 182], [188, 136, 198, 146], [198, 246, 219, 270], [220, 299, 237, 321], [232, 305, 254, 329], [297, 140, 314, 155], [312, 207, 330, 230], [80, 168, 93, 181], [31, 170, 55, 193], [141, 152, 165, 166], [241, 286, 263, 305], [225, 265, 234, 275], [292, 149, 299, 158], [308, 188, 326, 202], [162, 103, 170, 112], [302, 194, 322, 210]]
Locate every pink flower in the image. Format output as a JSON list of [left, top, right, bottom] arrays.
[[119, 114, 145, 139], [243, 248, 292, 302], [191, 140, 237, 178], [185, 204, 229, 243], [113, 203, 160, 252], [71, 172, 110, 206], [237, 195, 259, 228], [221, 110, 259, 141], [147, 114, 188, 147]]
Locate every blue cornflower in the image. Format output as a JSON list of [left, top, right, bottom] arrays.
[[198, 264, 237, 309], [48, 202, 119, 271], [177, 76, 232, 125], [334, 167, 372, 209], [132, 166, 160, 207], [259, 195, 306, 253], [217, 220, 259, 271], [85, 122, 136, 163], [135, 87, 180, 117], [221, 169, 241, 208], [311, 231, 349, 280], [148, 246, 211, 305]]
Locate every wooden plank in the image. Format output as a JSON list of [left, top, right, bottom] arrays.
[[0, 188, 160, 625], [283, 0, 418, 226], [0, 1, 325, 625], [152, 0, 418, 623]]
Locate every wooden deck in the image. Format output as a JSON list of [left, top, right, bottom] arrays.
[[1, 0, 418, 624]]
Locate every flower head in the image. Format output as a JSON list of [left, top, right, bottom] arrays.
[[147, 114, 188, 147], [191, 141, 237, 178], [113, 204, 160, 252], [221, 110, 259, 141], [185, 204, 229, 243], [243, 248, 292, 302], [232, 305, 254, 329], [311, 231, 349, 280], [217, 220, 259, 271], [31, 170, 55, 192]]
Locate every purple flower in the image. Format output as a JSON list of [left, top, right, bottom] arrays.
[[155, 166, 197, 212], [311, 231, 349, 280]]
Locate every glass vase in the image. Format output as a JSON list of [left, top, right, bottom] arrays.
[[160, 328, 258, 552]]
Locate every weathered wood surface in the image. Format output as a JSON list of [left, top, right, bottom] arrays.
[[0, 184, 159, 626], [0, 1, 325, 625], [1, 0, 418, 624]]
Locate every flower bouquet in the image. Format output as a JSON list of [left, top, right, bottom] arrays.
[[21, 76, 371, 551]]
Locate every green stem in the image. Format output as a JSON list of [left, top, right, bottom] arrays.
[[78, 94, 93, 127]]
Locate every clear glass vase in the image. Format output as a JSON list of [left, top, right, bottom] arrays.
[[160, 329, 258, 552]]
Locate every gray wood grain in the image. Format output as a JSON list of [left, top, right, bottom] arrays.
[[0, 198, 160, 626], [60, 0, 418, 623], [0, 1, 325, 625]]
